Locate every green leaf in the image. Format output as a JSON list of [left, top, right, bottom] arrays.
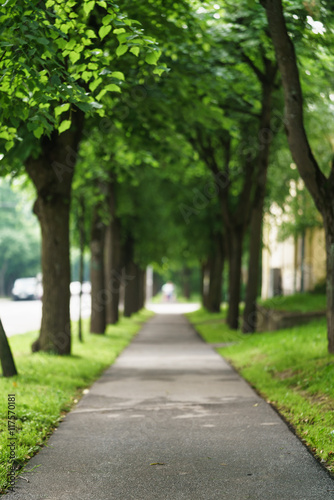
[[116, 45, 128, 57], [55, 103, 70, 117], [99, 25, 112, 40], [50, 74, 61, 86], [65, 39, 76, 51], [86, 29, 97, 39], [0, 130, 10, 140], [105, 83, 121, 92], [5, 141, 14, 152], [110, 71, 125, 81], [145, 50, 161, 65], [89, 77, 102, 91], [69, 51, 81, 64], [102, 14, 113, 25], [58, 120, 71, 134], [153, 66, 166, 76], [81, 71, 92, 82], [83, 1, 95, 16], [114, 28, 126, 35], [76, 102, 92, 113], [130, 46, 140, 57], [33, 126, 44, 139], [96, 89, 107, 101]]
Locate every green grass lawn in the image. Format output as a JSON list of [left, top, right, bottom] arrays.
[[258, 292, 326, 312], [187, 308, 334, 474], [0, 309, 153, 494]]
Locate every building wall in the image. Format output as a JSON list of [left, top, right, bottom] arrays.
[[262, 213, 326, 299]]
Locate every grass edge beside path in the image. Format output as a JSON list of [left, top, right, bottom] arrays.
[[186, 308, 334, 476], [0, 309, 154, 494]]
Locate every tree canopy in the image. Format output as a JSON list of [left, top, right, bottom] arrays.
[[1, 0, 334, 365]]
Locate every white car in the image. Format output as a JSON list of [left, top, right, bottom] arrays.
[[12, 278, 42, 301]]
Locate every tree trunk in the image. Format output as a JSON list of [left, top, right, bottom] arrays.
[[182, 266, 191, 300], [324, 221, 334, 353], [208, 236, 224, 313], [262, 0, 334, 351], [202, 235, 224, 313], [90, 206, 106, 334], [33, 194, 72, 353], [0, 318, 17, 377], [242, 79, 274, 333], [242, 206, 263, 332], [138, 268, 146, 310], [0, 262, 8, 297], [201, 260, 210, 309], [26, 111, 84, 354], [133, 264, 141, 314], [78, 196, 85, 342], [227, 228, 243, 329], [261, 0, 326, 211], [124, 260, 138, 318], [104, 181, 122, 325]]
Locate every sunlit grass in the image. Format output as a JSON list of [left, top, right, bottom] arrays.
[[0, 309, 153, 493], [187, 306, 244, 343], [258, 292, 326, 312]]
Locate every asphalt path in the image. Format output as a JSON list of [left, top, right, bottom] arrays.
[[6, 313, 334, 499], [0, 295, 91, 337]]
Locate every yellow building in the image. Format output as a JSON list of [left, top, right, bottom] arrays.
[[262, 207, 326, 299]]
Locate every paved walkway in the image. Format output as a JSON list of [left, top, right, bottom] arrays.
[[7, 314, 334, 499]]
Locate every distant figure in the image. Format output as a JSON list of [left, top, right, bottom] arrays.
[[162, 281, 175, 302]]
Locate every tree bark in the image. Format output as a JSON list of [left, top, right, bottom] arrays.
[[202, 234, 224, 313], [104, 180, 122, 325], [138, 268, 146, 310], [90, 206, 106, 334], [201, 261, 209, 309], [242, 205, 263, 332], [182, 266, 191, 300], [262, 0, 334, 351], [325, 223, 334, 353], [227, 228, 243, 329], [0, 262, 8, 297], [0, 318, 17, 377], [124, 260, 138, 318], [26, 110, 84, 354], [242, 77, 275, 333], [78, 196, 85, 342]]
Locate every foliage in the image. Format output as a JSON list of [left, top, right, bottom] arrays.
[[0, 309, 154, 494], [0, 179, 40, 295], [0, 0, 160, 154]]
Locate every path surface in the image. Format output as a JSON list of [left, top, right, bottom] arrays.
[[7, 314, 334, 499]]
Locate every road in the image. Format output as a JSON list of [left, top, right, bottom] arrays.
[[0, 298, 200, 338], [0, 294, 91, 337]]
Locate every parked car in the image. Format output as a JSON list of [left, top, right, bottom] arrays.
[[12, 277, 42, 301]]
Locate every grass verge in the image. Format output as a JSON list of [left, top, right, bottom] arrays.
[[0, 309, 153, 494], [187, 308, 334, 474], [258, 292, 326, 312]]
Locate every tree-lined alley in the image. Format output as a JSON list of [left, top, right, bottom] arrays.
[[1, 0, 334, 371]]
